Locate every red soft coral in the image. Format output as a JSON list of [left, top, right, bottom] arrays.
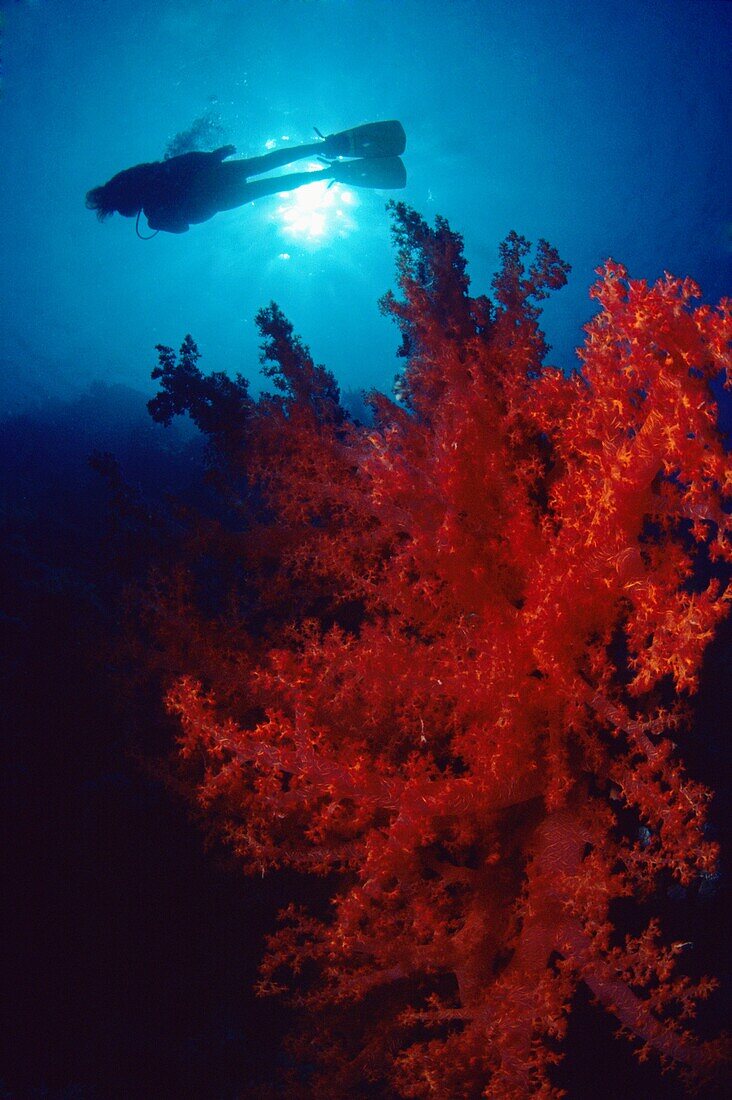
[[147, 203, 730, 1097]]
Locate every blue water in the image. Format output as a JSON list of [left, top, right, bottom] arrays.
[[1, 0, 730, 413], [1, 5, 730, 1097]]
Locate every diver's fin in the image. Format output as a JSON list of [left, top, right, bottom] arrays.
[[329, 156, 406, 190], [322, 120, 406, 159]]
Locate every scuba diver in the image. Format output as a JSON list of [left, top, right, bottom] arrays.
[[86, 120, 407, 236]]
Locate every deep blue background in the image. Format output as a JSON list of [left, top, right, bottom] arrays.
[[0, 2, 730, 1097], [1, 0, 730, 408]]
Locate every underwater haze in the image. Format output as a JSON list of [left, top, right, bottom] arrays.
[[1, 0, 730, 410]]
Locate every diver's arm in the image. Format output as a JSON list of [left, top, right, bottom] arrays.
[[158, 221, 190, 234], [144, 206, 190, 233]]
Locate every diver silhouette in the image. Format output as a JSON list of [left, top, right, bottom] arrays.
[[86, 121, 407, 236]]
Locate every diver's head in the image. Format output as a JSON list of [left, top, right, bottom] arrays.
[[86, 162, 160, 220]]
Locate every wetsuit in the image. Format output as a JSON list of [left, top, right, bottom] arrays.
[[143, 142, 331, 234]]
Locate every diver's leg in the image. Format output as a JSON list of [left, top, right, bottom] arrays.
[[212, 165, 331, 212], [237, 142, 325, 178]]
